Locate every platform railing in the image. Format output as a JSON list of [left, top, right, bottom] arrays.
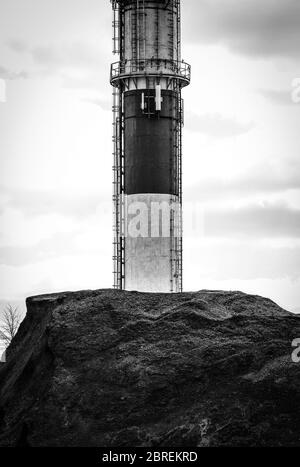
[[110, 58, 191, 86]]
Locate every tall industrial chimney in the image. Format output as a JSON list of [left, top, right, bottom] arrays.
[[110, 0, 191, 292]]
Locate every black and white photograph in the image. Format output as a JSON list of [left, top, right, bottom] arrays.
[[0, 0, 300, 456]]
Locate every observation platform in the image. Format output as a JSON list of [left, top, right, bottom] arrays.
[[110, 59, 191, 88]]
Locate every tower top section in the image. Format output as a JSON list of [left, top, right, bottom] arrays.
[[110, 0, 191, 89], [111, 0, 178, 5]]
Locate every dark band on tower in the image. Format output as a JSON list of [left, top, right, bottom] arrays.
[[110, 0, 190, 292]]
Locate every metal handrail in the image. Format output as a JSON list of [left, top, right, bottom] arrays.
[[110, 58, 191, 86]]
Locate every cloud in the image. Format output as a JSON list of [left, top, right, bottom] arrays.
[[81, 96, 111, 111], [259, 89, 295, 106], [0, 186, 109, 219], [186, 112, 254, 139], [6, 39, 28, 53], [31, 46, 60, 67], [0, 65, 28, 80], [185, 160, 300, 201], [2, 40, 109, 92], [0, 232, 77, 266], [3, 36, 108, 87], [185, 0, 300, 58], [29, 42, 110, 85], [31, 42, 104, 70], [187, 242, 300, 281], [204, 202, 300, 239]]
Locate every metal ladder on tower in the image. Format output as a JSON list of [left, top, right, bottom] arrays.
[[176, 0, 183, 292], [132, 0, 144, 68], [176, 0, 181, 63], [112, 1, 120, 54], [132, 0, 146, 68], [119, 94, 125, 290], [177, 91, 183, 292], [112, 89, 120, 288], [112, 86, 125, 289], [170, 81, 183, 293], [167, 0, 175, 62], [169, 81, 179, 292]]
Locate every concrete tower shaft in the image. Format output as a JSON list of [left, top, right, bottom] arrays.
[[111, 0, 190, 292]]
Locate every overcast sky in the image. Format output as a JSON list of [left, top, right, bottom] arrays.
[[0, 0, 299, 313]]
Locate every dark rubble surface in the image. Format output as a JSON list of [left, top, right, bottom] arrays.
[[0, 289, 300, 447]]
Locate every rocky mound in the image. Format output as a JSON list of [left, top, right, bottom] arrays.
[[0, 289, 299, 447]]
